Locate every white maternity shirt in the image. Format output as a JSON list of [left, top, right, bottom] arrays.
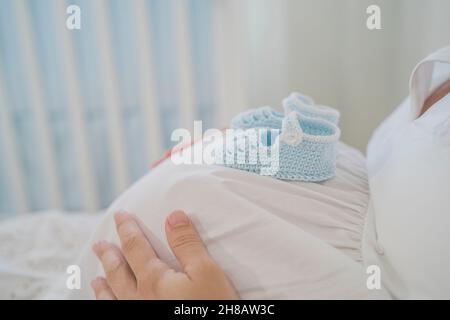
[[363, 45, 450, 299], [66, 46, 450, 300]]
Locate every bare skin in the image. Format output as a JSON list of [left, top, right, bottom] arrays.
[[91, 210, 239, 300], [420, 78, 450, 117]]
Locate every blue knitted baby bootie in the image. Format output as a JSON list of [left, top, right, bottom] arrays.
[[230, 105, 285, 130], [219, 111, 340, 182], [282, 92, 340, 125], [230, 92, 339, 130]]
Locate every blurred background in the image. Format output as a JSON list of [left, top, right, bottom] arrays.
[[0, 0, 449, 216]]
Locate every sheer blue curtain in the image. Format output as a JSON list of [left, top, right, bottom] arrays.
[[0, 0, 216, 214]]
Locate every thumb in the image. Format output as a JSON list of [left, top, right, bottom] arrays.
[[165, 210, 212, 271]]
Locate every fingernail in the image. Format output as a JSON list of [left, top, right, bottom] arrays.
[[167, 210, 190, 228], [90, 277, 102, 290], [118, 220, 139, 237], [101, 250, 121, 271], [92, 240, 105, 254], [114, 210, 130, 223]]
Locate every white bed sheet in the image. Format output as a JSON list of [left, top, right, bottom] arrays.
[[0, 211, 102, 299]]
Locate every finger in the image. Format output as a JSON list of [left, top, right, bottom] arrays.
[[114, 211, 168, 279], [91, 277, 117, 300], [92, 240, 136, 299], [165, 210, 212, 273]]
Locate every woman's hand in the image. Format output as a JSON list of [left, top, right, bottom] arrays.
[[91, 210, 239, 300]]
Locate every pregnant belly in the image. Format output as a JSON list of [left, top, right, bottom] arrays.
[[68, 142, 387, 299]]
